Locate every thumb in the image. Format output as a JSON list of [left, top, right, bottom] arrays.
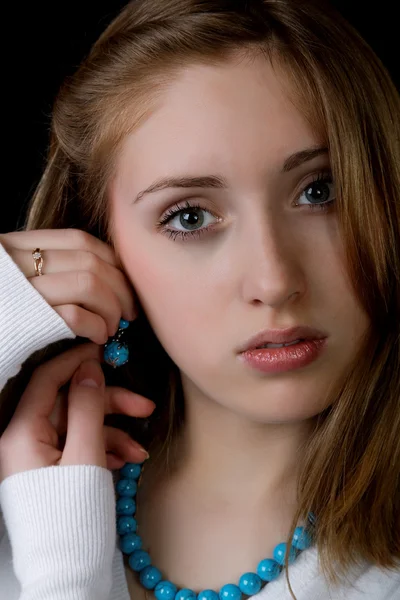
[[61, 359, 107, 468]]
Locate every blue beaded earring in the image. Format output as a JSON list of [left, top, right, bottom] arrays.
[[104, 318, 131, 368]]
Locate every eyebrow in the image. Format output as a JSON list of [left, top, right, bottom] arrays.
[[133, 145, 328, 204]]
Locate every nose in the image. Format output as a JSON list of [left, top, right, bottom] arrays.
[[238, 213, 306, 308]]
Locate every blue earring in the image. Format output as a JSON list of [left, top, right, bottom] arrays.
[[104, 318, 131, 368]]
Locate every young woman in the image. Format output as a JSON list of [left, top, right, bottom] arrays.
[[0, 1, 399, 599]]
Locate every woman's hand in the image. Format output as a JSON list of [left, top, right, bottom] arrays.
[[0, 228, 137, 344], [0, 343, 155, 483]]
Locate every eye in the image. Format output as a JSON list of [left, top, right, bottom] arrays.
[[155, 171, 336, 244], [296, 171, 336, 211], [156, 200, 221, 241]]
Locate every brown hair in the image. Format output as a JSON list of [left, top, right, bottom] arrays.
[[1, 1, 399, 597]]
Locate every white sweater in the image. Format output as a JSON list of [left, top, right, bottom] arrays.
[[0, 241, 399, 600]]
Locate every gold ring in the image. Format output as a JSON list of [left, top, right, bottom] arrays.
[[32, 248, 44, 276]]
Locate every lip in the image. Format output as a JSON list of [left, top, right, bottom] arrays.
[[238, 339, 327, 374], [237, 325, 327, 353]]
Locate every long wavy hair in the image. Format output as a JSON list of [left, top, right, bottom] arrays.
[[1, 1, 399, 598]]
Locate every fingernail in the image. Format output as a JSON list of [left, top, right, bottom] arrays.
[[130, 441, 149, 460], [78, 378, 100, 388]]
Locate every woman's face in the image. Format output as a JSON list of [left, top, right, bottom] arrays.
[[110, 54, 369, 423]]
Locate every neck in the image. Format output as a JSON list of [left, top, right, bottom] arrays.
[[131, 380, 316, 591], [146, 377, 316, 511]]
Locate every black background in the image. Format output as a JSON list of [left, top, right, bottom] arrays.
[[2, 1, 398, 233]]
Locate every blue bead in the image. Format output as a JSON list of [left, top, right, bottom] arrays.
[[116, 497, 136, 516], [292, 526, 312, 550], [117, 516, 137, 535], [198, 591, 219, 600], [120, 533, 142, 554], [238, 573, 262, 595], [104, 341, 129, 367], [273, 543, 297, 566], [129, 549, 151, 572], [256, 558, 281, 582], [219, 584, 241, 600], [140, 565, 163, 589], [120, 463, 142, 480], [116, 478, 138, 497], [119, 319, 130, 329], [176, 589, 197, 600], [155, 581, 178, 600]]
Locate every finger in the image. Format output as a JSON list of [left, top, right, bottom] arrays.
[[103, 425, 149, 463], [1, 229, 137, 325], [26, 248, 137, 321], [49, 385, 155, 437], [61, 359, 107, 467], [106, 453, 126, 471], [53, 305, 109, 345], [104, 387, 156, 418], [0, 228, 118, 268], [15, 343, 103, 421], [30, 271, 125, 337]]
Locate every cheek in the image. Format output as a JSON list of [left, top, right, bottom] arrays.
[[118, 242, 218, 359], [112, 206, 225, 348]]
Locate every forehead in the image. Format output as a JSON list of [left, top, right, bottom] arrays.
[[115, 55, 318, 185]]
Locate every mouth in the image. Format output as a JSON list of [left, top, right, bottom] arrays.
[[255, 339, 304, 349], [238, 326, 327, 354], [238, 336, 327, 374]]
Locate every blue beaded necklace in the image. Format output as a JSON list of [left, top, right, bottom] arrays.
[[115, 462, 315, 600], [105, 321, 316, 600]]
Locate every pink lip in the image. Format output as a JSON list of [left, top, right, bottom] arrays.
[[237, 325, 327, 353], [238, 338, 327, 374]]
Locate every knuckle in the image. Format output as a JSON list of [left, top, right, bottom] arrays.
[[67, 228, 92, 250], [61, 304, 84, 329], [76, 270, 98, 295], [79, 250, 101, 274]]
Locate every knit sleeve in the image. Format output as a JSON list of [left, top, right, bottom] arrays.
[[0, 464, 117, 600], [0, 242, 76, 393]]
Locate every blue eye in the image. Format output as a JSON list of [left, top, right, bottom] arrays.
[[296, 171, 336, 211], [156, 200, 220, 241], [156, 171, 336, 242]]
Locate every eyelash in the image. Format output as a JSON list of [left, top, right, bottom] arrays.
[[156, 170, 335, 242]]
